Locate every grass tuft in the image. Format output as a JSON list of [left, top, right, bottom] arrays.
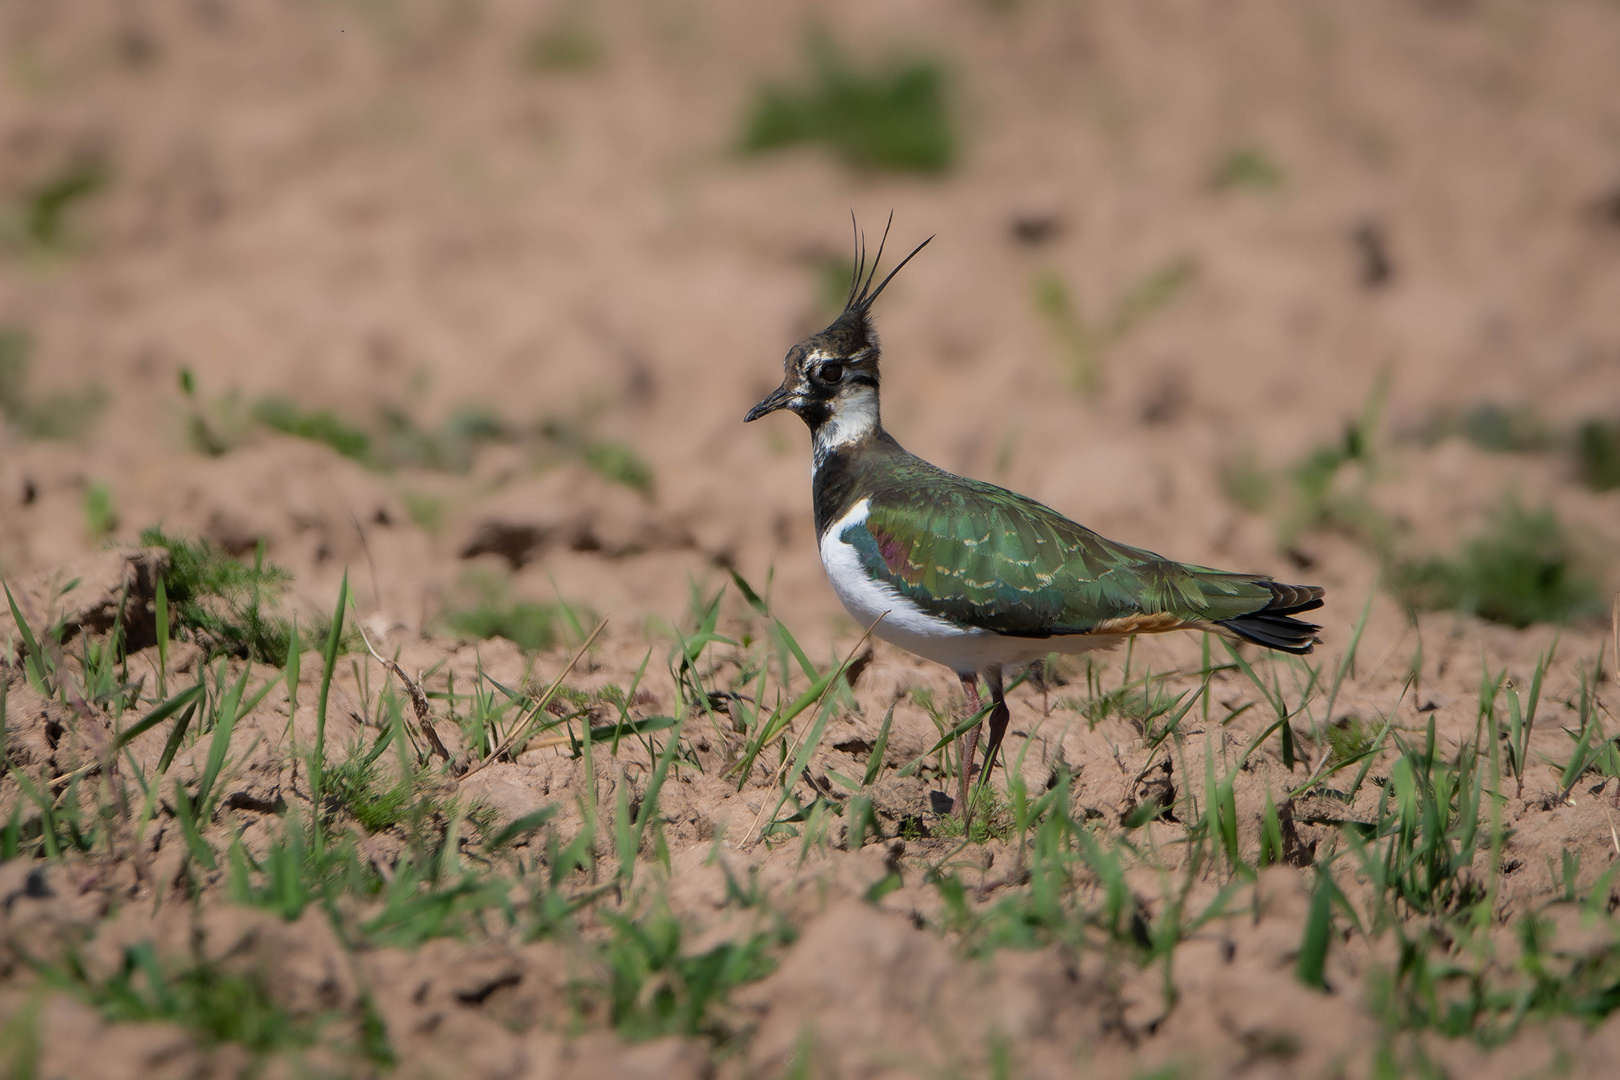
[[522, 9, 604, 72], [323, 754, 430, 834], [1212, 146, 1284, 191], [252, 396, 372, 464], [52, 943, 317, 1055], [740, 37, 954, 173], [1393, 501, 1606, 627], [1574, 419, 1620, 491], [83, 482, 118, 541], [540, 418, 656, 498], [1034, 258, 1197, 393], [0, 326, 107, 440], [139, 528, 341, 662], [441, 572, 585, 653], [15, 158, 109, 250]]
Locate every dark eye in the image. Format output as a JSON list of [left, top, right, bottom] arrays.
[[816, 361, 844, 385]]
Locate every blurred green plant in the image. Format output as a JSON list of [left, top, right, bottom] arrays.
[[441, 571, 588, 653], [1419, 402, 1553, 454], [541, 418, 656, 499], [522, 9, 604, 72], [1574, 419, 1620, 491], [16, 157, 109, 250], [1225, 373, 1396, 555], [401, 490, 447, 534], [323, 754, 439, 834], [740, 37, 955, 173], [252, 396, 373, 464], [47, 943, 319, 1056], [83, 483, 117, 541], [0, 326, 107, 440], [1393, 500, 1606, 628], [1034, 257, 1197, 393], [1212, 147, 1284, 191], [178, 367, 252, 457], [139, 528, 328, 663]]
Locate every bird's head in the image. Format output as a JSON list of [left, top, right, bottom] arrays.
[[744, 218, 932, 443]]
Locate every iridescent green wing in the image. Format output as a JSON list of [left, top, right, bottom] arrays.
[[846, 473, 1278, 637]]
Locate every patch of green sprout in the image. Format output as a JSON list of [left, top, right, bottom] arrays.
[[595, 905, 788, 1043], [323, 753, 425, 834], [1211, 146, 1284, 191], [1230, 372, 1397, 555], [522, 8, 604, 72], [401, 489, 447, 533], [740, 36, 955, 173], [252, 395, 373, 464], [930, 785, 1012, 842], [1219, 450, 1274, 513], [1454, 403, 1554, 453], [441, 572, 583, 653], [17, 157, 109, 250], [0, 325, 107, 440], [1574, 418, 1620, 491], [177, 367, 251, 457], [1393, 500, 1606, 627], [47, 943, 321, 1055], [446, 599, 561, 652], [1325, 715, 1377, 765], [1071, 671, 1183, 733], [83, 482, 117, 541], [139, 528, 342, 662], [377, 404, 511, 472], [540, 418, 656, 498], [1034, 257, 1197, 393], [583, 440, 656, 498]]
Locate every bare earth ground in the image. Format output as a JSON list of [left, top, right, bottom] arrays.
[[3, 1, 1620, 1077]]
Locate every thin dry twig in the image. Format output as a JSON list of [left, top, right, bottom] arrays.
[[456, 620, 607, 784], [354, 619, 453, 764]]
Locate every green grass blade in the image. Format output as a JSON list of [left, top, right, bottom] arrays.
[[285, 618, 301, 717], [898, 700, 994, 777], [763, 696, 837, 834], [624, 717, 686, 882], [862, 704, 895, 787], [113, 683, 204, 754], [487, 807, 559, 853], [4, 582, 51, 693], [312, 572, 350, 820], [195, 665, 250, 814], [154, 575, 169, 696], [1296, 867, 1333, 989], [157, 696, 201, 774], [172, 784, 218, 871]]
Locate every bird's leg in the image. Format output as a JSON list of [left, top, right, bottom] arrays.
[[957, 674, 983, 821], [980, 665, 1011, 784]]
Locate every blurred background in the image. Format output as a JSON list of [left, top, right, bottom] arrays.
[[1, 0, 1617, 654]]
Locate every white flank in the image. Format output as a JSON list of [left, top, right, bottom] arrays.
[[818, 498, 1120, 675]]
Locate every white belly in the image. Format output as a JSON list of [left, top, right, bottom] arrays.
[[818, 498, 1119, 675]]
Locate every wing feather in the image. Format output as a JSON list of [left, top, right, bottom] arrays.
[[845, 468, 1290, 639]]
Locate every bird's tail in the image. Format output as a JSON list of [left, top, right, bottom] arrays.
[[1215, 581, 1325, 654]]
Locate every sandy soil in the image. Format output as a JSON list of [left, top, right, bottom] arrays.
[[3, 1, 1620, 1077]]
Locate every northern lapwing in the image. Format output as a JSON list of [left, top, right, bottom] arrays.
[[745, 219, 1325, 819]]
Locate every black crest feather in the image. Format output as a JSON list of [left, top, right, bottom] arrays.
[[844, 212, 933, 315]]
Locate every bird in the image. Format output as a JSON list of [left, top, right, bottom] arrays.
[[744, 218, 1324, 820]]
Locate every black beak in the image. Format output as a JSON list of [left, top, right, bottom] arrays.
[[744, 384, 793, 422]]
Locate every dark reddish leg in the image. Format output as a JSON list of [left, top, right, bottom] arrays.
[[980, 665, 1011, 784], [957, 673, 982, 821]]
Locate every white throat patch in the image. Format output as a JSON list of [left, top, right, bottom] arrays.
[[811, 384, 879, 473]]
